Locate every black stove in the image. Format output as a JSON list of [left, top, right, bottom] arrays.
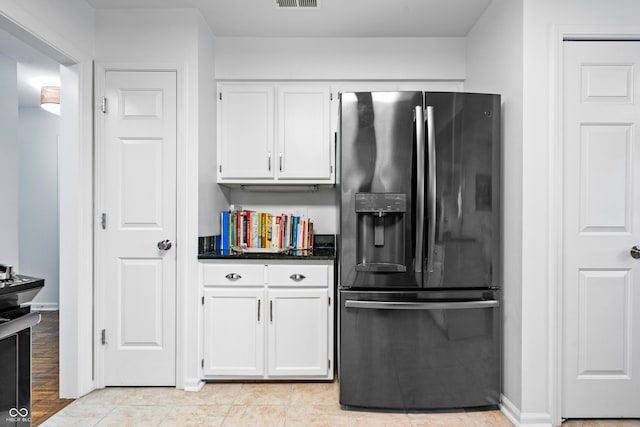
[[0, 275, 45, 313], [0, 266, 44, 426]]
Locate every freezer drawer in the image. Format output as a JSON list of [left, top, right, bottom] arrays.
[[338, 290, 500, 411]]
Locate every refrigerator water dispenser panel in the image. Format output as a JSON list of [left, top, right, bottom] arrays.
[[355, 193, 407, 272]]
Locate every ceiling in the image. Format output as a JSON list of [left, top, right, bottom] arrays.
[[85, 0, 493, 38]]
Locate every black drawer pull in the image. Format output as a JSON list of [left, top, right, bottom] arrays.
[[289, 274, 306, 282]]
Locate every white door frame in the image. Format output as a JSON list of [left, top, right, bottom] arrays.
[[550, 25, 640, 426], [94, 62, 185, 389], [0, 11, 95, 399]]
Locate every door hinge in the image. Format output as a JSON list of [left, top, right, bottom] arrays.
[[101, 213, 107, 230], [101, 329, 106, 345], [101, 96, 108, 114]]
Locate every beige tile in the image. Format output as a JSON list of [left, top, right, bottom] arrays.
[[290, 382, 339, 406], [74, 387, 135, 406], [407, 411, 480, 427], [49, 402, 116, 419], [159, 404, 230, 427], [41, 414, 105, 426], [125, 387, 186, 406], [469, 410, 514, 427], [348, 409, 413, 427], [184, 383, 246, 405], [285, 404, 350, 427], [94, 405, 170, 426], [233, 383, 294, 406], [223, 405, 287, 427]]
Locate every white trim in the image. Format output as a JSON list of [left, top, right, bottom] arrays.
[[183, 379, 205, 393], [0, 10, 95, 399], [502, 395, 552, 426], [501, 394, 522, 426], [550, 25, 640, 426], [93, 62, 186, 389]]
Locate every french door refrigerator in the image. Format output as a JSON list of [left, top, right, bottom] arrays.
[[338, 91, 501, 411]]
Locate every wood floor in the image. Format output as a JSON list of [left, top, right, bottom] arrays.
[[31, 310, 74, 426]]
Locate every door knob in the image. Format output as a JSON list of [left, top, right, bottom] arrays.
[[631, 245, 640, 259], [157, 239, 172, 251]]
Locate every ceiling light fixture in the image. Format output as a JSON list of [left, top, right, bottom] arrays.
[[40, 86, 60, 115]]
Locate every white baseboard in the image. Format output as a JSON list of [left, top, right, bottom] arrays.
[[183, 379, 205, 392], [30, 302, 59, 311], [501, 394, 553, 427]]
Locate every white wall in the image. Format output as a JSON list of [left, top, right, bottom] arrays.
[[0, 53, 18, 267], [198, 17, 228, 237], [465, 0, 524, 415], [215, 37, 466, 81], [18, 107, 59, 309], [229, 188, 337, 235], [520, 0, 640, 424]]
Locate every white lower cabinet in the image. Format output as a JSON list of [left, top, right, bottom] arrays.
[[203, 288, 264, 376], [201, 260, 334, 380], [267, 288, 328, 377]]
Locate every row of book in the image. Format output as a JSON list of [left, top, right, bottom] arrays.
[[220, 210, 313, 252]]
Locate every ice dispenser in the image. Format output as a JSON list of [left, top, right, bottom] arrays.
[[355, 193, 407, 272]]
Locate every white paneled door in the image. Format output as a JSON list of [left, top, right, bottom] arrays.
[[563, 41, 640, 418], [101, 70, 177, 386]]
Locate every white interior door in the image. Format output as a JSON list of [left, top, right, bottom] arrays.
[[563, 41, 640, 418], [101, 70, 177, 386]]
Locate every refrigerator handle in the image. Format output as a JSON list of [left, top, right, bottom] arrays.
[[344, 300, 499, 310], [414, 106, 425, 274], [426, 106, 437, 275]]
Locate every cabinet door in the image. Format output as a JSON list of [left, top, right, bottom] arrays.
[[267, 288, 329, 376], [219, 85, 274, 180], [276, 86, 332, 180], [203, 288, 264, 376]]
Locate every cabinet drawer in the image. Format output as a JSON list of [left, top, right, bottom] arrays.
[[267, 265, 328, 287], [202, 264, 264, 286]]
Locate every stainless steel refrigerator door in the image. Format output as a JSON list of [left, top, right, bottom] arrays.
[[423, 92, 501, 289], [339, 91, 423, 289], [339, 289, 501, 410]]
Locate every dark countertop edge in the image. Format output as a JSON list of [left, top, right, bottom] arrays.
[[198, 249, 335, 261]]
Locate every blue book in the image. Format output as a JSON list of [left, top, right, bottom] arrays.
[[221, 211, 229, 251], [292, 216, 299, 250]]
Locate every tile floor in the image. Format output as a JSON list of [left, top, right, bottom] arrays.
[[42, 381, 511, 426], [39, 381, 640, 427]]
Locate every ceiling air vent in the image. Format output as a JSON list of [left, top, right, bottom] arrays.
[[276, 0, 320, 8]]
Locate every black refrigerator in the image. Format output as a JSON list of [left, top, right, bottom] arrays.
[[338, 91, 501, 410]]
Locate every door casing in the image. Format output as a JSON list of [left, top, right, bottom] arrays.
[[550, 27, 640, 425], [93, 63, 186, 389]]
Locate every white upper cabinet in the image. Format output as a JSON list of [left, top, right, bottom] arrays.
[[276, 86, 332, 181], [218, 85, 274, 180], [217, 83, 334, 185]]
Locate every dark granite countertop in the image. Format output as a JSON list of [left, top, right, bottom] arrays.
[[198, 234, 336, 261], [198, 247, 335, 260]]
